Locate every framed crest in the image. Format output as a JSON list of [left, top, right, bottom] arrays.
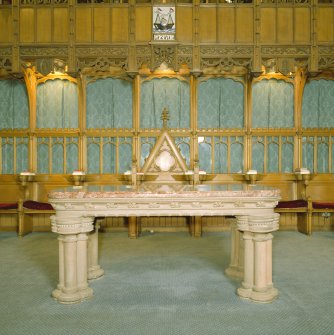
[[153, 6, 176, 41]]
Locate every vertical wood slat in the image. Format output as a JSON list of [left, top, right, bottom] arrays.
[[36, 8, 52, 43], [75, 7, 92, 43], [53, 7, 69, 43], [0, 8, 13, 43], [19, 8, 35, 43], [236, 7, 253, 43], [94, 7, 110, 43]]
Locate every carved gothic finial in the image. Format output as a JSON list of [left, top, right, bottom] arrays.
[[161, 108, 169, 129]]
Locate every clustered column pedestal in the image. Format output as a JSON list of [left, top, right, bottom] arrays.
[[51, 215, 105, 304], [229, 214, 280, 303]]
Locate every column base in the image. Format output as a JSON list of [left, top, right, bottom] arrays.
[[237, 286, 278, 303], [225, 265, 243, 279], [52, 287, 93, 304], [88, 266, 105, 280]]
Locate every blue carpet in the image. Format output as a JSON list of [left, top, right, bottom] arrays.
[[0, 231, 333, 335]]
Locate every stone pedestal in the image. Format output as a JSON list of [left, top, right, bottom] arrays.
[[51, 215, 104, 304], [235, 214, 280, 303]]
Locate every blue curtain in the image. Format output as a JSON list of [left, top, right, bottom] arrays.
[[140, 137, 156, 168], [37, 139, 49, 174], [252, 79, 294, 128], [302, 137, 314, 173], [66, 139, 79, 174], [102, 141, 116, 174], [317, 139, 329, 173], [87, 137, 132, 174], [87, 139, 100, 174], [267, 138, 279, 173], [1, 137, 29, 174], [230, 139, 244, 173], [1, 138, 14, 174], [175, 137, 190, 168], [37, 79, 78, 128], [198, 78, 244, 128], [118, 139, 132, 173], [281, 137, 294, 173], [140, 78, 190, 128], [52, 139, 64, 174], [252, 137, 265, 173], [16, 138, 29, 173], [214, 140, 228, 173], [302, 79, 334, 128], [36, 137, 79, 174], [198, 138, 212, 172], [0, 80, 29, 129], [86, 78, 132, 129]]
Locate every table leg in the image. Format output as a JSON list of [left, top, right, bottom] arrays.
[[128, 216, 138, 239], [51, 215, 94, 304], [88, 219, 105, 280], [236, 214, 279, 303], [190, 216, 202, 238], [225, 222, 244, 279]]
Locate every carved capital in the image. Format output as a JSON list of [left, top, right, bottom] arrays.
[[236, 214, 279, 233], [51, 215, 95, 235]]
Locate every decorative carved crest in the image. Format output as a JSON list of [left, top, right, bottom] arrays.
[[141, 109, 188, 176]]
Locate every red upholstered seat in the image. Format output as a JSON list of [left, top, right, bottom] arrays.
[[312, 201, 334, 210], [23, 200, 54, 210], [0, 202, 18, 210], [275, 199, 308, 209]]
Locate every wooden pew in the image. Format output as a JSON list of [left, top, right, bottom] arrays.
[[275, 198, 312, 235]]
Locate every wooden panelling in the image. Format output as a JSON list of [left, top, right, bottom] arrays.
[[31, 214, 51, 232], [75, 7, 92, 43], [0, 8, 12, 43], [318, 7, 334, 42], [20, 8, 35, 43], [260, 8, 276, 43], [111, 7, 128, 43], [312, 213, 334, 232], [218, 7, 235, 43], [176, 6, 192, 43], [53, 8, 69, 43], [0, 214, 17, 232], [199, 7, 216, 43], [236, 7, 253, 43], [306, 176, 334, 201], [135, 6, 151, 42], [36, 8, 52, 43], [277, 8, 293, 43], [294, 7, 310, 43], [278, 213, 298, 231], [94, 7, 110, 43]]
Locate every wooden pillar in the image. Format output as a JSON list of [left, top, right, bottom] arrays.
[[128, 216, 139, 239]]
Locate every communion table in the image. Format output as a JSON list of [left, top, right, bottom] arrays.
[[49, 183, 280, 304]]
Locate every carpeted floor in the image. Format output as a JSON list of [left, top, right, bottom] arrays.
[[0, 231, 333, 335]]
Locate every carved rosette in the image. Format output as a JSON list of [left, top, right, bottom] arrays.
[[0, 47, 12, 71], [153, 46, 176, 70], [319, 57, 334, 71], [20, 47, 68, 57], [0, 57, 12, 71], [262, 57, 308, 75], [201, 57, 251, 75], [77, 57, 128, 73]]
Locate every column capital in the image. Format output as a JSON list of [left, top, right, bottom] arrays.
[[236, 214, 279, 233], [51, 215, 95, 235]]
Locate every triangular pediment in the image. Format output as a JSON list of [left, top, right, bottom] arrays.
[[141, 130, 188, 174]]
